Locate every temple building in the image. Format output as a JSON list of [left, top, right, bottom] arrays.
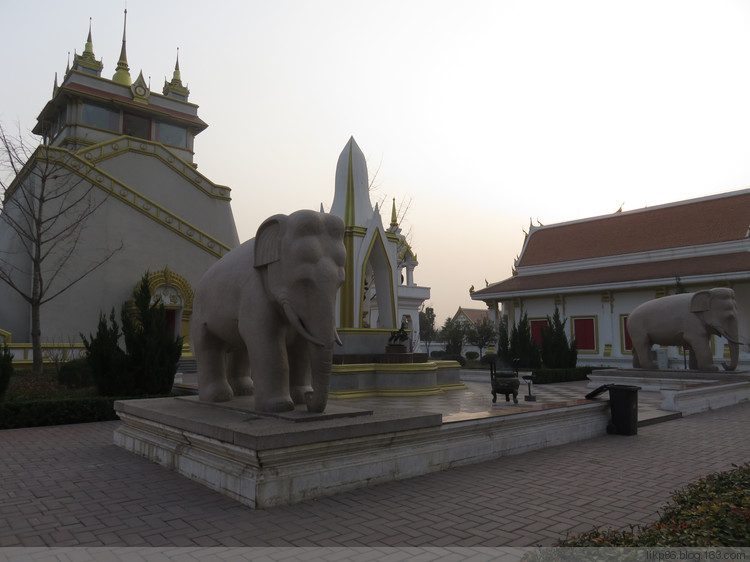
[[0, 13, 239, 355], [471, 189, 750, 369], [328, 137, 430, 354]]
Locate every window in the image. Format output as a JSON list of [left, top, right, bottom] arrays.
[[620, 315, 633, 353], [81, 103, 120, 132], [572, 316, 598, 353], [155, 121, 187, 148], [530, 319, 547, 346], [123, 113, 151, 140]]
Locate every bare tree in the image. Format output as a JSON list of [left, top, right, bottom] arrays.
[[0, 124, 121, 375]]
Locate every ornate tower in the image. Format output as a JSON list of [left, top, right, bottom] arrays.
[[328, 137, 430, 352], [0, 12, 239, 349]]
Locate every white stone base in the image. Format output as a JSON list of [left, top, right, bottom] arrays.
[[113, 397, 609, 509], [588, 369, 750, 415], [660, 382, 750, 415]]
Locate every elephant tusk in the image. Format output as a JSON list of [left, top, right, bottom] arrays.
[[282, 302, 326, 347], [335, 330, 343, 346]]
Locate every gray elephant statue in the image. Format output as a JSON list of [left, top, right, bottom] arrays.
[[627, 288, 741, 371], [190, 209, 346, 413]]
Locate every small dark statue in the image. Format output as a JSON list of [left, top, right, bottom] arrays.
[[490, 358, 520, 404], [388, 322, 409, 346]]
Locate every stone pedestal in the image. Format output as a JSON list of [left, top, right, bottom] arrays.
[[588, 369, 750, 415], [113, 395, 609, 509]]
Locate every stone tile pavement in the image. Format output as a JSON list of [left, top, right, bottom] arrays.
[[1, 382, 750, 548]]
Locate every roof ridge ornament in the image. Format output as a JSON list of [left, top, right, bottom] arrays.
[[163, 47, 190, 101], [112, 9, 132, 86], [390, 198, 398, 229], [71, 17, 103, 77], [131, 71, 150, 103]]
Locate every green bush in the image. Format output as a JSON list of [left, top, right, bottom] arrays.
[[82, 274, 182, 397], [442, 354, 466, 367], [81, 309, 131, 396], [122, 275, 183, 396], [0, 396, 121, 429], [558, 463, 750, 547], [502, 312, 541, 369], [57, 357, 94, 389], [531, 367, 592, 384], [465, 351, 479, 361], [540, 307, 577, 369], [430, 350, 445, 359], [0, 342, 13, 400]]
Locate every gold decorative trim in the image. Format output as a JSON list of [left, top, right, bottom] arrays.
[[337, 328, 394, 336], [345, 226, 368, 237], [143, 268, 194, 342], [329, 387, 445, 399], [40, 147, 231, 259], [571, 315, 599, 355], [75, 137, 231, 200], [333, 362, 440, 374], [145, 268, 194, 309], [359, 229, 396, 328]]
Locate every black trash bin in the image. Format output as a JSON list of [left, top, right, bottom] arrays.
[[607, 384, 641, 436]]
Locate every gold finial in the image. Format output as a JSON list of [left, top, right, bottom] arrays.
[[162, 47, 190, 100], [390, 197, 398, 228], [112, 9, 132, 86], [174, 47, 181, 79], [84, 18, 94, 54], [72, 17, 103, 76]]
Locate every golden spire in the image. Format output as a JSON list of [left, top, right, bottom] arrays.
[[173, 49, 181, 81], [162, 47, 190, 100], [390, 197, 398, 229], [112, 9, 132, 86], [72, 18, 103, 76], [84, 18, 94, 55]]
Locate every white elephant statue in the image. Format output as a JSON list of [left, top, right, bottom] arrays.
[[190, 210, 346, 413], [627, 288, 741, 371]]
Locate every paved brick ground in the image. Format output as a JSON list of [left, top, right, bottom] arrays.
[[1, 402, 750, 548]]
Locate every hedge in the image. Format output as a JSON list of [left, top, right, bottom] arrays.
[[529, 367, 593, 384], [558, 463, 750, 547], [0, 396, 122, 429]]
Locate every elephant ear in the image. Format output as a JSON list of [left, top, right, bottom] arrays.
[[254, 215, 285, 268], [690, 291, 711, 313]]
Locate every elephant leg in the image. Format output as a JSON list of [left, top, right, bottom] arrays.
[[247, 339, 294, 413], [195, 327, 233, 403], [688, 348, 698, 370], [288, 339, 312, 405], [688, 339, 718, 371], [632, 340, 656, 369], [227, 345, 254, 397]]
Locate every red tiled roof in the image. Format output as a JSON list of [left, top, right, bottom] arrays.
[[473, 252, 750, 298], [518, 190, 750, 267], [453, 308, 489, 325]]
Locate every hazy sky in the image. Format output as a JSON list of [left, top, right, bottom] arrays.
[[3, 0, 750, 323]]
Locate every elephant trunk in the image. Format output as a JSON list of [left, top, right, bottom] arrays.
[[723, 341, 739, 371], [280, 301, 336, 412], [306, 344, 333, 413], [719, 315, 740, 371]]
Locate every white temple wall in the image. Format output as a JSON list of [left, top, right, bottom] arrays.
[[39, 193, 219, 342], [95, 151, 239, 247], [504, 283, 750, 368]]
